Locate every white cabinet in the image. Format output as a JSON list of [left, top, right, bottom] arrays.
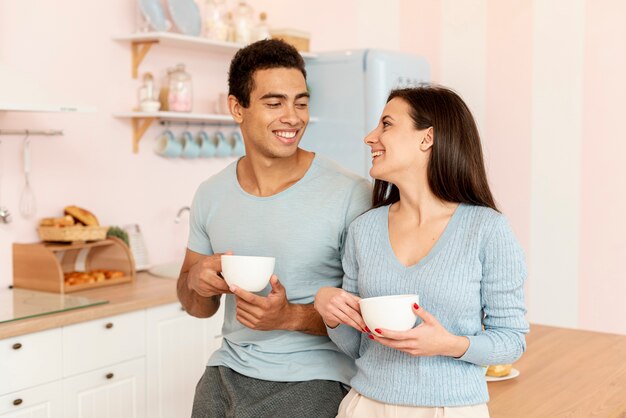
[[0, 301, 224, 418], [0, 329, 62, 394], [146, 302, 224, 418], [63, 311, 145, 377], [63, 358, 145, 418], [0, 382, 62, 418]]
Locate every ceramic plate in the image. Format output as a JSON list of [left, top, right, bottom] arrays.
[[168, 0, 201, 36], [485, 368, 520, 382], [139, 0, 168, 31]]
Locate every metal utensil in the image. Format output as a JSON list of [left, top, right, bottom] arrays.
[[19, 134, 36, 219], [0, 140, 10, 224]]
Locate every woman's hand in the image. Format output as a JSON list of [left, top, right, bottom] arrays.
[[314, 287, 367, 331], [371, 303, 470, 358]]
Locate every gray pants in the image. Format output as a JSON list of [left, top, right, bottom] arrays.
[[191, 366, 348, 418]]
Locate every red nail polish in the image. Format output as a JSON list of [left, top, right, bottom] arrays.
[[413, 303, 419, 310], [368, 334, 375, 340], [375, 328, 382, 334], [365, 327, 371, 333]]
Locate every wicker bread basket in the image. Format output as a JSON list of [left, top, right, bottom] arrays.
[[38, 225, 109, 242]]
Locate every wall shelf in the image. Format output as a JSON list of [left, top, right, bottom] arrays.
[[0, 103, 96, 113], [113, 111, 236, 153], [113, 111, 318, 153], [113, 32, 317, 78]]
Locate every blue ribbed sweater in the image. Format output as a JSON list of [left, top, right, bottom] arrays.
[[327, 203, 529, 407]]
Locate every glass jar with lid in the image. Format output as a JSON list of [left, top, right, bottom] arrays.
[[203, 0, 229, 41], [168, 64, 193, 112], [233, 1, 255, 44], [159, 67, 174, 111]]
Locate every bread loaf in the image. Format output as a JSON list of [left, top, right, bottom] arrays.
[[39, 215, 75, 227], [64, 205, 99, 226]]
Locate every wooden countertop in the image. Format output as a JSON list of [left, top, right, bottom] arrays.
[[488, 324, 626, 417], [3, 279, 626, 417], [0, 273, 178, 339]]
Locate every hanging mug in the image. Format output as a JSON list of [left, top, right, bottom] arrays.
[[181, 131, 200, 158], [197, 130, 216, 158], [155, 130, 182, 158], [230, 131, 245, 156], [214, 131, 231, 157]]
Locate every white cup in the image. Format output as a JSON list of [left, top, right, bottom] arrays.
[[221, 255, 275, 292], [359, 294, 419, 336]]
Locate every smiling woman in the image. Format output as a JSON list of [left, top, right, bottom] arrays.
[[315, 85, 528, 418]]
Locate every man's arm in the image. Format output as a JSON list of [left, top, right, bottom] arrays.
[[177, 249, 231, 318], [230, 276, 327, 336]]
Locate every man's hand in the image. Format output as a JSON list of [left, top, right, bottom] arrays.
[[230, 275, 291, 331], [187, 252, 232, 298]]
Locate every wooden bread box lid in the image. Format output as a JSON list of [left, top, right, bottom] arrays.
[[13, 238, 136, 294]]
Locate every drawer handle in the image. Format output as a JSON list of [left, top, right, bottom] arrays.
[[12, 343, 22, 350], [13, 398, 23, 406], [106, 373, 114, 379], [105, 322, 114, 329]]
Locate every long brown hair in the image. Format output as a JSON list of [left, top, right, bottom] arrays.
[[372, 86, 498, 212]]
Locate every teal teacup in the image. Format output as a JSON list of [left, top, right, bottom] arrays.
[[214, 131, 232, 157], [181, 131, 200, 158], [197, 131, 216, 158], [155, 130, 182, 158], [231, 131, 245, 156]]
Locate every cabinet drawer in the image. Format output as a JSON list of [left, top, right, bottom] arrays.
[[0, 380, 63, 417], [63, 358, 145, 418], [0, 328, 62, 395], [63, 310, 145, 377]]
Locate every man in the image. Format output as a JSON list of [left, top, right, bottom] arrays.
[[178, 39, 371, 418]]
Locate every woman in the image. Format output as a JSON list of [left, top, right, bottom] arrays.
[[315, 86, 528, 418]]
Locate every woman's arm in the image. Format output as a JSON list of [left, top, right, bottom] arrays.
[[457, 216, 529, 366]]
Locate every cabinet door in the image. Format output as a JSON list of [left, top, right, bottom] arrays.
[[146, 303, 223, 418], [63, 358, 145, 418], [63, 311, 145, 377], [0, 329, 62, 395], [0, 381, 62, 418]]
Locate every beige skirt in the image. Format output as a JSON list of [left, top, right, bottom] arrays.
[[336, 388, 490, 418]]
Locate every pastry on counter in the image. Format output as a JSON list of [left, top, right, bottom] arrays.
[[486, 364, 513, 377]]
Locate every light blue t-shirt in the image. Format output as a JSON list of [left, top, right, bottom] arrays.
[[188, 155, 372, 384]]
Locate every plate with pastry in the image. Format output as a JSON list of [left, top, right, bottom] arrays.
[[485, 364, 520, 382]]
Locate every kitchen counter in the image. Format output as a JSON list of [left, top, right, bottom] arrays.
[[488, 324, 626, 417], [0, 272, 178, 339], [3, 280, 626, 417]]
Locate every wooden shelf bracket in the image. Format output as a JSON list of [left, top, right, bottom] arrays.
[[131, 40, 158, 78], [131, 117, 156, 153]]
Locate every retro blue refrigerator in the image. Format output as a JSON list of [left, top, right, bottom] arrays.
[[302, 50, 430, 178]]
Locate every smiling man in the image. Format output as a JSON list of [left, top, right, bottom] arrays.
[[177, 39, 371, 418]]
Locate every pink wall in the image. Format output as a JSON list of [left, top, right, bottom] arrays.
[[1, 0, 624, 334], [580, 0, 626, 334], [484, 0, 532, 255], [400, 0, 442, 82], [0, 0, 392, 289]]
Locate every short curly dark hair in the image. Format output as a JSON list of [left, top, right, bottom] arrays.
[[228, 39, 307, 108]]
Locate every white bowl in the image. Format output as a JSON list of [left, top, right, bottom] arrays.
[[140, 100, 161, 112], [221, 255, 275, 292], [359, 294, 419, 336]]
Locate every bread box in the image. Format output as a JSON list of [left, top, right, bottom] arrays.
[[13, 237, 136, 294]]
